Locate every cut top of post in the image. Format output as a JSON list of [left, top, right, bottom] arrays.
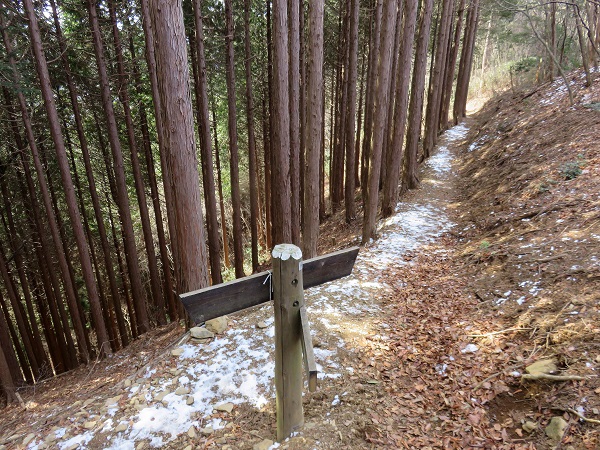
[[272, 244, 302, 261]]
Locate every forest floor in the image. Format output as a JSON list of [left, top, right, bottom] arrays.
[[1, 68, 600, 450]]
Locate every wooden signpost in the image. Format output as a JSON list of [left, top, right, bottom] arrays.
[[179, 244, 359, 441]]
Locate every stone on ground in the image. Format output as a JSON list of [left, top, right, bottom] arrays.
[[213, 402, 234, 413], [190, 326, 215, 339], [175, 386, 190, 395], [253, 439, 274, 450], [526, 358, 557, 375], [545, 416, 568, 441], [522, 421, 538, 433], [22, 433, 35, 446], [206, 316, 228, 334], [171, 348, 184, 357]]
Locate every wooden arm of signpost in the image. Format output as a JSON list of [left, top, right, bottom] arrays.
[[180, 246, 359, 324]]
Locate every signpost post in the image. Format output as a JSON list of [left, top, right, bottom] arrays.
[[179, 244, 359, 441]]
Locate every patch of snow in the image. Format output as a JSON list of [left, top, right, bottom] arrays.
[[58, 431, 94, 450], [436, 363, 448, 375], [461, 344, 479, 354]]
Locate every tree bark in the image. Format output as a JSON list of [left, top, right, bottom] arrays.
[[224, 0, 246, 278], [0, 342, 17, 403], [361, 0, 383, 206], [423, 0, 454, 159], [48, 0, 129, 347], [453, 0, 480, 123], [87, 0, 150, 334], [108, 0, 165, 326], [401, 0, 435, 192], [272, 0, 293, 245], [302, 0, 325, 258], [128, 33, 177, 320], [191, 0, 223, 284], [150, 0, 210, 293], [344, 0, 359, 222], [440, 0, 465, 130], [140, 0, 179, 314], [1, 20, 90, 364], [244, 0, 261, 271], [289, 0, 302, 246], [362, 0, 399, 243], [381, 0, 417, 216], [23, 0, 111, 356]]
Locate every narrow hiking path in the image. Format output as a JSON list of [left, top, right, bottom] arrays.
[[3, 125, 472, 450]]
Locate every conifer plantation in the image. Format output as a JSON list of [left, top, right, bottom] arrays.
[[1, 0, 599, 410]]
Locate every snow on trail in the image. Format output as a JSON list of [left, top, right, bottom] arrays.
[[30, 124, 468, 450]]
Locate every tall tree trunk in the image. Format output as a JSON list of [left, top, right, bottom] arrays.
[[575, 6, 592, 87], [302, 0, 325, 258], [6, 103, 76, 369], [382, 0, 418, 216], [453, 0, 480, 123], [0, 247, 39, 378], [440, 0, 466, 130], [191, 0, 223, 284], [224, 0, 246, 278], [332, 3, 348, 212], [212, 103, 231, 269], [244, 0, 261, 271], [0, 343, 17, 403], [272, 0, 293, 245], [49, 0, 130, 347], [139, 0, 179, 310], [108, 0, 165, 326], [401, 0, 435, 192], [289, 0, 302, 246], [23, 0, 111, 356], [362, 0, 399, 243], [266, 0, 274, 249], [344, 0, 359, 223], [128, 33, 177, 320], [381, 2, 403, 190], [150, 0, 210, 293], [106, 193, 138, 338], [361, 0, 382, 205], [299, 0, 306, 235], [62, 124, 118, 351], [423, 0, 454, 159], [1, 22, 90, 364], [0, 290, 31, 383], [354, 49, 366, 190], [41, 145, 94, 357], [87, 0, 150, 334], [0, 180, 48, 369]]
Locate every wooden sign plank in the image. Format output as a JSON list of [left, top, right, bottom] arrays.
[[180, 246, 359, 324], [299, 306, 317, 392]]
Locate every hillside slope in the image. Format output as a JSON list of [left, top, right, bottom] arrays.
[[454, 67, 600, 448]]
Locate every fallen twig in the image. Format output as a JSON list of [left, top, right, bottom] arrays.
[[468, 327, 532, 337], [521, 373, 588, 381], [551, 407, 600, 425]]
